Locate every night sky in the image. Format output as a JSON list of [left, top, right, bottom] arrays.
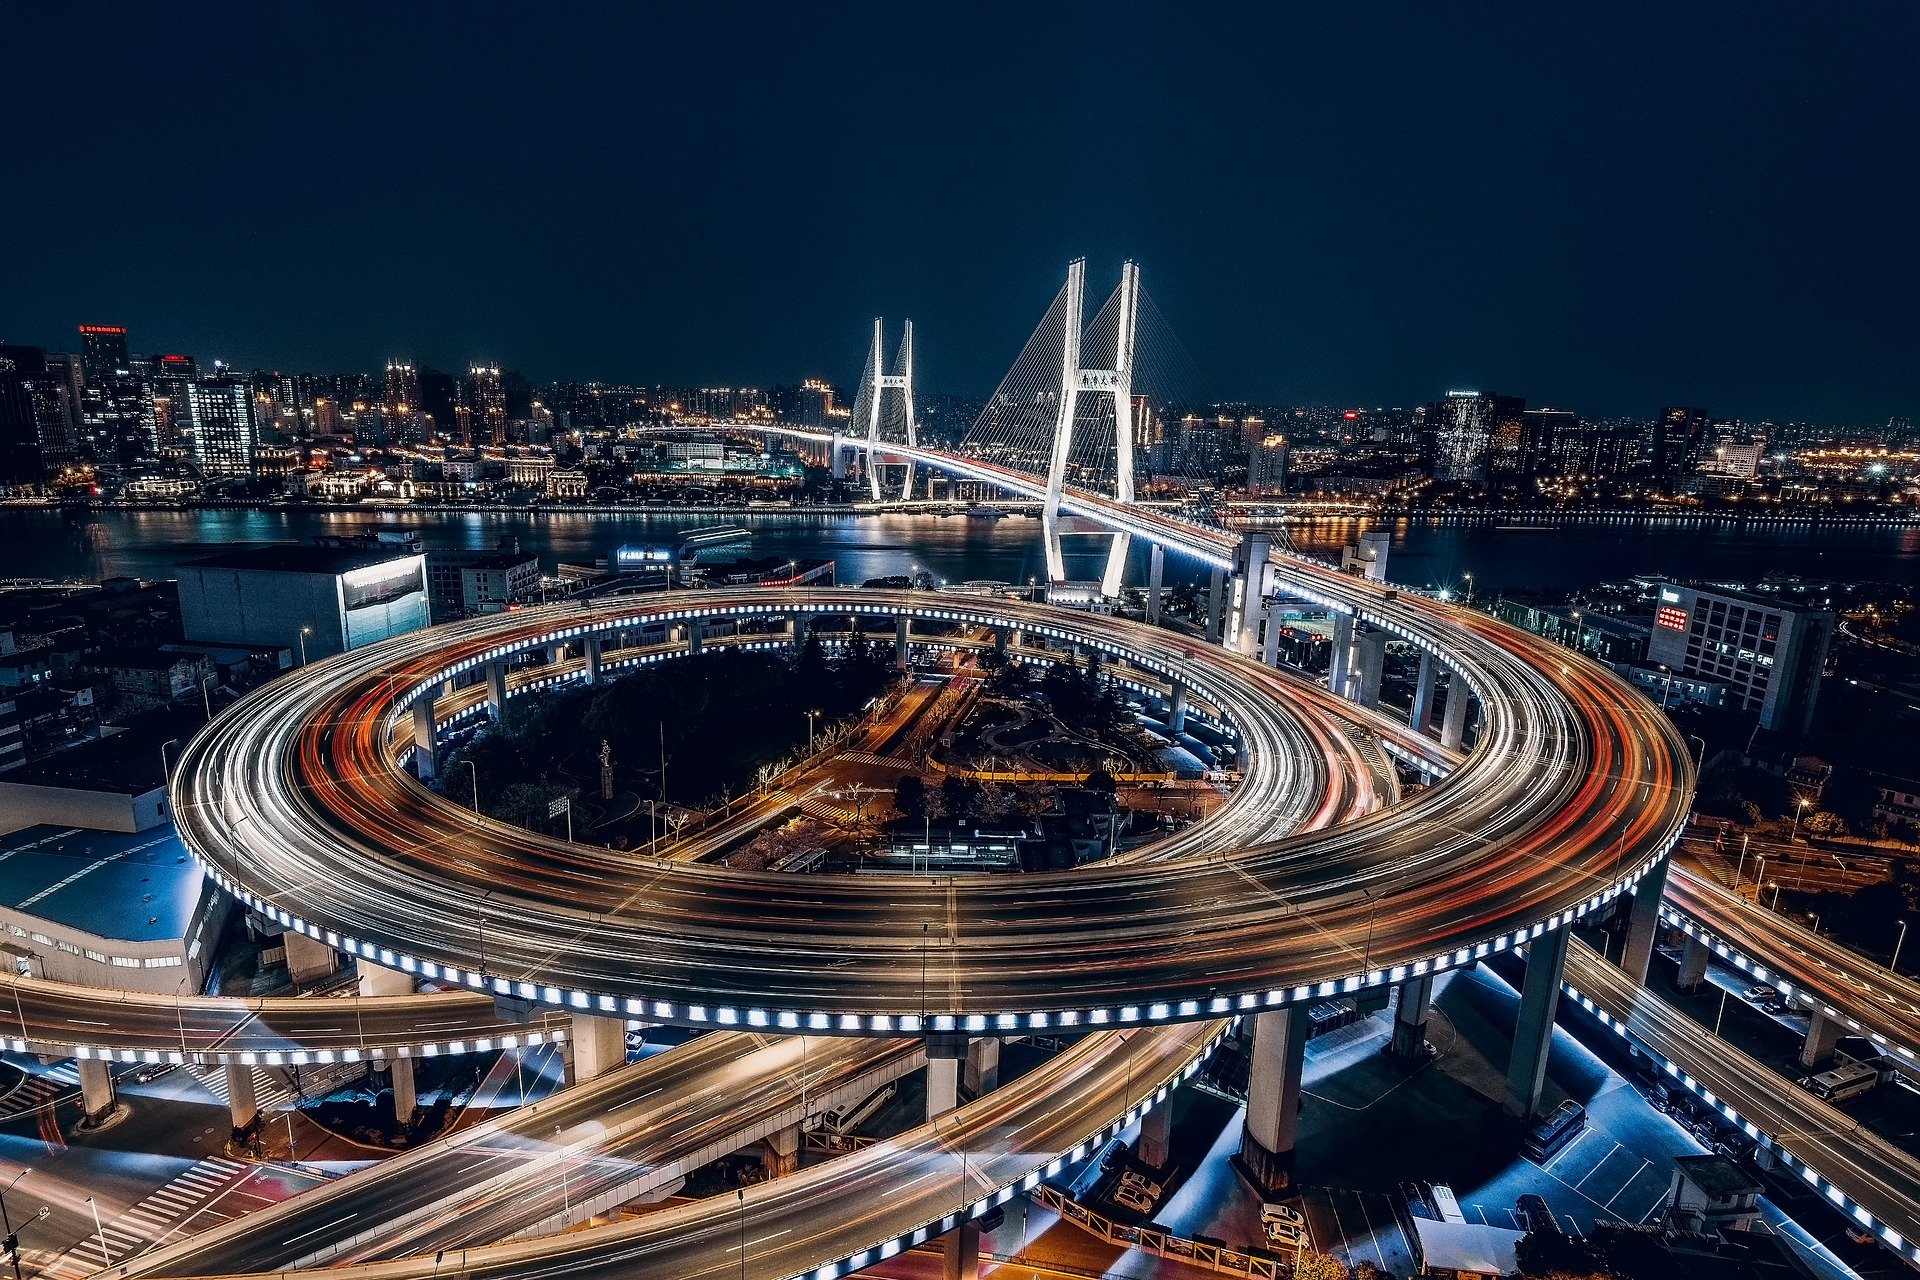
[[4, 3, 1916, 421]]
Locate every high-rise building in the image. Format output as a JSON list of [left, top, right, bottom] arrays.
[[1246, 431, 1290, 495], [0, 346, 48, 491], [80, 375, 155, 470], [186, 375, 259, 477], [1651, 406, 1709, 480], [383, 361, 422, 444], [1645, 583, 1833, 734], [461, 365, 506, 446], [1429, 391, 1524, 483], [1517, 408, 1576, 480], [77, 324, 130, 382]]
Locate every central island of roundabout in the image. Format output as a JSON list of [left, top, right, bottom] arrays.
[[156, 581, 1692, 1280]]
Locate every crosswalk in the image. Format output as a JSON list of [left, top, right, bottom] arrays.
[[44, 1158, 250, 1278], [191, 1064, 294, 1114], [796, 796, 860, 825], [0, 1062, 78, 1121], [835, 751, 910, 769]]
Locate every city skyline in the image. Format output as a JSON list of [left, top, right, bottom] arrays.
[[4, 4, 1918, 421]]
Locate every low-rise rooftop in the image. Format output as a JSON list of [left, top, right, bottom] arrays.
[[0, 823, 205, 943]]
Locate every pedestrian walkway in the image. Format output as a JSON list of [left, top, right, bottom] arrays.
[[44, 1158, 251, 1277], [191, 1064, 294, 1114]]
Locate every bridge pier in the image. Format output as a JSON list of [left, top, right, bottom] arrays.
[[1138, 1093, 1173, 1170], [585, 636, 602, 684], [924, 1033, 981, 1280], [284, 929, 340, 984], [1226, 534, 1274, 657], [1168, 683, 1188, 735], [1206, 566, 1227, 644], [895, 614, 910, 669], [1440, 673, 1471, 750], [357, 959, 413, 998], [411, 698, 438, 781], [386, 1055, 417, 1126], [993, 626, 1009, 658], [1619, 858, 1671, 988], [1327, 613, 1355, 699], [1238, 1005, 1308, 1197], [964, 1036, 1000, 1095], [791, 612, 810, 653], [760, 1122, 802, 1179], [568, 1013, 629, 1083], [1410, 650, 1439, 734], [1389, 974, 1433, 1060], [1677, 933, 1710, 992], [830, 428, 848, 479], [225, 1062, 259, 1130], [485, 660, 508, 720], [1800, 1009, 1843, 1069], [687, 622, 704, 656], [1146, 542, 1165, 625], [1353, 628, 1387, 708], [1503, 926, 1569, 1121], [79, 1058, 116, 1124]]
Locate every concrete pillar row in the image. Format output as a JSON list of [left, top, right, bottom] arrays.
[[1439, 673, 1471, 750], [569, 1013, 629, 1084], [1503, 925, 1570, 1121], [791, 612, 811, 653], [1410, 650, 1439, 734], [895, 614, 911, 669], [1168, 684, 1189, 736], [1137, 1095, 1173, 1170], [1619, 858, 1671, 988], [994, 626, 1009, 656], [225, 1063, 259, 1130], [411, 698, 438, 781], [1390, 974, 1434, 1060], [1801, 1009, 1844, 1070], [1238, 1005, 1308, 1196], [1206, 566, 1227, 644], [357, 958, 414, 998], [78, 1058, 116, 1124], [688, 622, 704, 656], [761, 1122, 802, 1179], [1146, 543, 1166, 625], [284, 930, 340, 984], [484, 660, 508, 720], [925, 1027, 978, 1276], [1260, 602, 1284, 667], [585, 635, 602, 684]]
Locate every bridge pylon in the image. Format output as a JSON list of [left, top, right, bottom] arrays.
[[1040, 259, 1139, 595], [856, 318, 918, 501]]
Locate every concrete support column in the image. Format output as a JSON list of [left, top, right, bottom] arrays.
[[895, 614, 910, 669], [1238, 1006, 1308, 1196], [78, 1058, 116, 1124], [547, 642, 565, 665], [284, 930, 340, 984], [1206, 566, 1227, 644], [1678, 934, 1710, 992], [926, 1033, 966, 1118], [1168, 684, 1188, 735], [585, 636, 602, 684], [1619, 858, 1671, 988], [943, 1220, 981, 1280], [357, 959, 413, 998], [1410, 650, 1439, 734], [993, 626, 1008, 657], [1137, 1096, 1173, 1170], [1261, 605, 1283, 666], [569, 1013, 628, 1083], [688, 622, 704, 656], [1800, 1009, 1844, 1069], [760, 1122, 801, 1179], [1327, 613, 1355, 699], [1390, 974, 1433, 1060], [485, 660, 508, 720], [1228, 534, 1272, 657], [411, 697, 438, 780], [1503, 926, 1570, 1121], [963, 1037, 1000, 1096], [388, 1056, 417, 1126], [224, 1063, 259, 1130], [1146, 542, 1166, 625], [791, 612, 810, 653], [830, 429, 847, 479], [1440, 674, 1471, 751], [1354, 628, 1387, 708]]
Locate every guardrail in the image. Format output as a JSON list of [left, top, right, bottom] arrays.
[[1028, 1184, 1289, 1276]]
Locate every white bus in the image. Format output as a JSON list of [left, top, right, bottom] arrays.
[[1801, 1061, 1880, 1103]]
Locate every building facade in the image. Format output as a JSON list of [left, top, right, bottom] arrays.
[[1645, 583, 1833, 733], [178, 543, 430, 660]]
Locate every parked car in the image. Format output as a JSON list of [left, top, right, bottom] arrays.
[[1744, 984, 1778, 1001], [1517, 1194, 1558, 1233], [1112, 1183, 1153, 1214]]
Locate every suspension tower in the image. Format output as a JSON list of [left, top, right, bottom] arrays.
[[1040, 259, 1139, 595], [856, 318, 918, 501]]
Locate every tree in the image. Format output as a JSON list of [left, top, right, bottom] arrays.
[[1805, 810, 1849, 839], [894, 775, 927, 820], [1083, 766, 1119, 796]]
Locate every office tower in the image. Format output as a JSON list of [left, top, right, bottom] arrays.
[[461, 364, 506, 446], [0, 346, 48, 490], [1646, 583, 1834, 734], [1651, 406, 1709, 480], [1429, 391, 1523, 483], [77, 324, 130, 382], [80, 375, 156, 470], [37, 352, 81, 466], [186, 375, 259, 476]]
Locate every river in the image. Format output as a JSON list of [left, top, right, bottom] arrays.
[[4, 507, 1918, 595]]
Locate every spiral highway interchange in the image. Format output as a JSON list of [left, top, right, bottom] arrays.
[[0, 522, 1714, 1280]]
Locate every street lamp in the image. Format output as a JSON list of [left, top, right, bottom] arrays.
[[1656, 664, 1673, 710], [160, 737, 181, 780], [0, 1168, 29, 1280], [200, 673, 217, 719], [1733, 832, 1751, 894], [1895, 919, 1911, 975], [297, 625, 314, 667], [804, 709, 821, 752], [463, 759, 480, 814], [1463, 572, 1474, 605], [1790, 796, 1811, 842]]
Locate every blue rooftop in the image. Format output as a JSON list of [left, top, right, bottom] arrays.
[[0, 824, 207, 943]]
